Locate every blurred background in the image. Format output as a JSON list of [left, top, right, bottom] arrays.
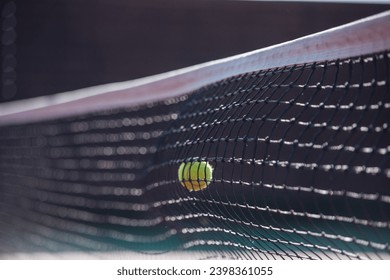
[[1, 0, 390, 103]]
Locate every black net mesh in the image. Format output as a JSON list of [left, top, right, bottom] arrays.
[[0, 51, 389, 260]]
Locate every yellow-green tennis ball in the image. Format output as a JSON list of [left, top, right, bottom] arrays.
[[178, 161, 213, 192]]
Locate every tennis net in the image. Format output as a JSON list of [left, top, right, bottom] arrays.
[[0, 11, 389, 260]]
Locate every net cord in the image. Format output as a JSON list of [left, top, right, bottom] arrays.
[[0, 10, 389, 125]]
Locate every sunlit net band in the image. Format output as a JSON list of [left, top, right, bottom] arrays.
[[0, 11, 389, 260]]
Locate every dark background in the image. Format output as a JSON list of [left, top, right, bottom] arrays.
[[1, 0, 390, 103]]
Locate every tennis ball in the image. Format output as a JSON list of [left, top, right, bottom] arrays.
[[178, 161, 213, 192]]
